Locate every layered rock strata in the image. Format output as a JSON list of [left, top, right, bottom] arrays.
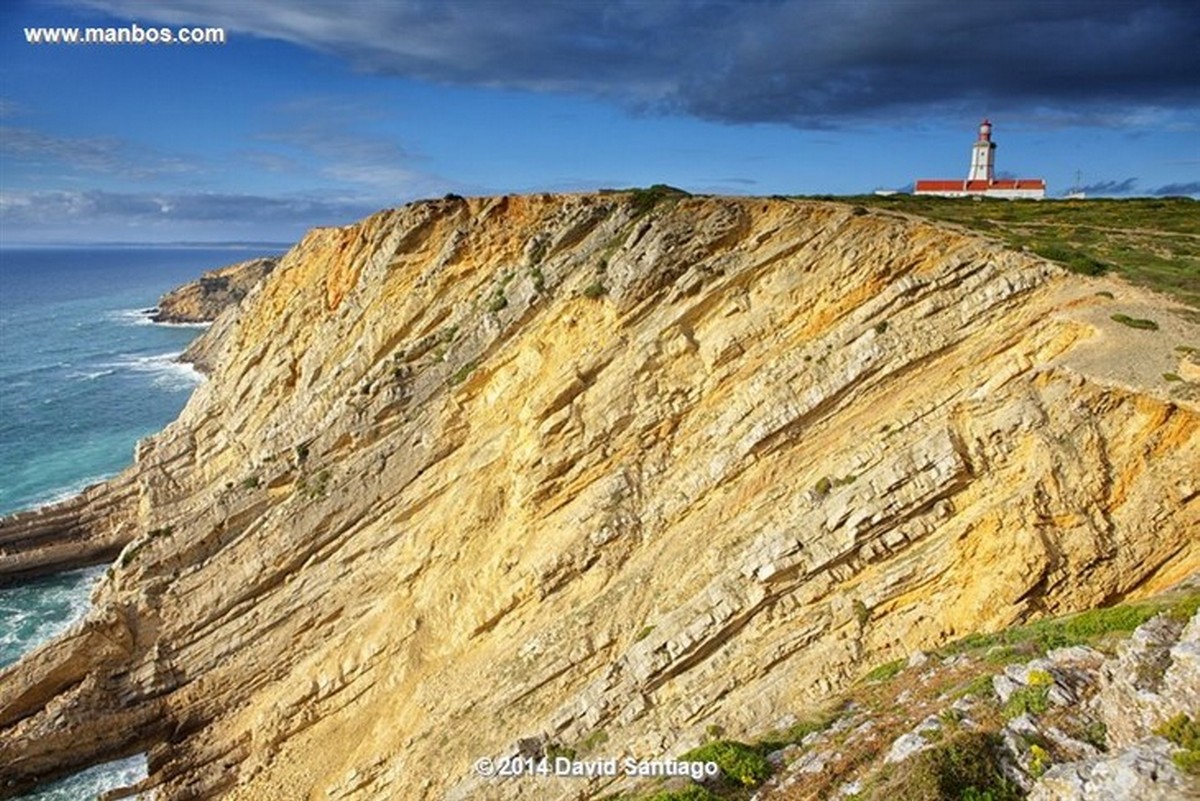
[[0, 194, 1196, 799], [151, 256, 277, 324]]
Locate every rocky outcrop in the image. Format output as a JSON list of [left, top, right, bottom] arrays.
[[150, 256, 277, 324], [1028, 609, 1200, 800], [0, 472, 138, 585], [0, 193, 1196, 799], [750, 598, 1199, 801]]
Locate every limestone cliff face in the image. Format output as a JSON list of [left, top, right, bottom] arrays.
[[151, 256, 277, 324], [0, 194, 1196, 800]]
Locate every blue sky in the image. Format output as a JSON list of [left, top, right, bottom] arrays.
[[1, 0, 1197, 243]]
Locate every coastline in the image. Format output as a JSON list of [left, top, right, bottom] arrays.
[[0, 252, 277, 584]]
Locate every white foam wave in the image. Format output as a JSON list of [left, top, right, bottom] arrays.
[[109, 352, 204, 391], [107, 308, 156, 327], [21, 474, 114, 512], [108, 308, 211, 329], [155, 320, 212, 329], [19, 753, 147, 800], [69, 368, 117, 381], [0, 565, 105, 667]]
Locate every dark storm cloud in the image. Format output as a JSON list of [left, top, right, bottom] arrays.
[[1153, 182, 1200, 196], [80, 0, 1200, 128], [1077, 178, 1139, 195]]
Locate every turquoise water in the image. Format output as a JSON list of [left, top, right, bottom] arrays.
[[0, 246, 281, 799]]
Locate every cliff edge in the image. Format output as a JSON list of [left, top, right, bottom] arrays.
[[0, 193, 1195, 799], [151, 256, 277, 324]]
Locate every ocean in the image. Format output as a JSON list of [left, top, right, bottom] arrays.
[[0, 246, 281, 799]]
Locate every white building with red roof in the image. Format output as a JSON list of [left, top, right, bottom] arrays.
[[915, 120, 1046, 199]]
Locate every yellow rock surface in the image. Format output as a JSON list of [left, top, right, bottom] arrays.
[[0, 194, 1196, 800]]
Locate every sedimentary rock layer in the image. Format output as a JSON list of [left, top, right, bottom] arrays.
[[151, 256, 277, 324], [0, 194, 1196, 800]]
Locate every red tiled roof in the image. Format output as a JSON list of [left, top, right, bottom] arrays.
[[915, 179, 1046, 192]]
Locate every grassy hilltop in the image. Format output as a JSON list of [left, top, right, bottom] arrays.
[[824, 196, 1199, 310]]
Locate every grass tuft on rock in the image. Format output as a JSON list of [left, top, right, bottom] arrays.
[[679, 740, 771, 788]]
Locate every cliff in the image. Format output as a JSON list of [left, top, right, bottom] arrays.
[[150, 256, 277, 324], [0, 193, 1196, 800]]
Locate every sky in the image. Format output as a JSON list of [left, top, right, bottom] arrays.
[[1, 0, 1197, 244]]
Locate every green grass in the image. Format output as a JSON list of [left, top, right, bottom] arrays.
[[679, 741, 771, 788], [939, 595, 1196, 659], [639, 788, 720, 801], [529, 266, 546, 293], [1002, 685, 1050, 720], [955, 673, 997, 701], [757, 712, 837, 752], [866, 731, 1021, 801], [863, 658, 906, 683], [628, 184, 691, 217], [449, 359, 478, 386], [835, 196, 1200, 308], [583, 281, 608, 299], [1155, 713, 1200, 776], [1164, 373, 1184, 382], [487, 292, 508, 312], [1111, 313, 1159, 331]]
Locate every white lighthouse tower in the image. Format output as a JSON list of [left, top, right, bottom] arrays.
[[968, 119, 996, 183], [914, 119, 1045, 198]]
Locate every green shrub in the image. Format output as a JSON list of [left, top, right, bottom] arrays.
[[1163, 373, 1183, 382], [869, 732, 1021, 801], [1167, 593, 1200, 622], [940, 601, 1167, 658], [579, 728, 609, 752], [1111, 313, 1159, 331], [529, 266, 546, 293], [679, 740, 771, 787], [634, 625, 655, 642], [1032, 244, 1108, 276], [1003, 685, 1050, 719], [757, 712, 836, 752], [449, 359, 478, 386], [629, 184, 689, 217], [1028, 743, 1052, 778], [874, 320, 889, 334], [488, 292, 508, 312], [545, 742, 577, 762], [864, 658, 906, 683], [958, 673, 997, 700], [242, 476, 260, 490], [583, 282, 607, 299], [1155, 713, 1200, 776], [1156, 713, 1200, 751], [640, 787, 719, 801]]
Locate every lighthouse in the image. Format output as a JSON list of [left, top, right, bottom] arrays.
[[915, 120, 1045, 199], [968, 119, 996, 183]]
